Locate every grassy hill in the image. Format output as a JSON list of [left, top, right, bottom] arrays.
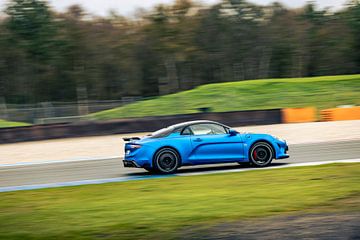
[[0, 119, 30, 128], [90, 75, 360, 120]]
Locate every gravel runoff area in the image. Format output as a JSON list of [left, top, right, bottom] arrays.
[[0, 120, 359, 165], [179, 212, 360, 240]]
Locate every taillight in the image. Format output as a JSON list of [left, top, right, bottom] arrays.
[[129, 144, 142, 149]]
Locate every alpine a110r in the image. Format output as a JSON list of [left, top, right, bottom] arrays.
[[123, 120, 289, 174]]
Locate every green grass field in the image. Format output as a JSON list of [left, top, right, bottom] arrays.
[[90, 74, 360, 120], [1, 163, 359, 239], [0, 119, 30, 128]]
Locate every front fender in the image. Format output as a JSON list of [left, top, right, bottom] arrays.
[[242, 133, 288, 161]]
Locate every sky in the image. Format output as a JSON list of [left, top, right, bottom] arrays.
[[0, 0, 349, 17]]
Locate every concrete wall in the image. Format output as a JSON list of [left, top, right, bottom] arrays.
[[0, 109, 282, 144]]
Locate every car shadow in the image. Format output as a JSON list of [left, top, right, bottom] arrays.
[[126, 162, 289, 177]]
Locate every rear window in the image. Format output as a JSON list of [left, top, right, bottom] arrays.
[[149, 127, 174, 138]]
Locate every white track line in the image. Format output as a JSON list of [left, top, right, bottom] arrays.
[[0, 156, 121, 168], [176, 159, 360, 176], [1, 159, 359, 193]]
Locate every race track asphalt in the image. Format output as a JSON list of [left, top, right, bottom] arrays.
[[1, 140, 360, 189]]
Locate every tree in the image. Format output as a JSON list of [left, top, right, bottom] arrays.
[[345, 0, 360, 71], [0, 0, 359, 106], [5, 0, 59, 103]]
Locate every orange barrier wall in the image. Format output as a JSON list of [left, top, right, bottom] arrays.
[[321, 107, 360, 121], [281, 107, 317, 123]]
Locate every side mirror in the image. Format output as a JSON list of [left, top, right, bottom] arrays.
[[229, 129, 238, 136]]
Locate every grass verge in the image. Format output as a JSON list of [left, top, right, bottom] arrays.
[[90, 74, 360, 120], [0, 163, 359, 239], [0, 119, 30, 128]]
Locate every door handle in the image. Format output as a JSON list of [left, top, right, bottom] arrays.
[[194, 138, 202, 142]]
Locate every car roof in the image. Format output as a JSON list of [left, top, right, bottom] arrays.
[[169, 120, 229, 129], [148, 120, 231, 138]]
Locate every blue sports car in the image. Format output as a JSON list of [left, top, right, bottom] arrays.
[[123, 120, 289, 174]]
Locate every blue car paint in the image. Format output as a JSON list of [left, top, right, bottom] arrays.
[[124, 126, 289, 169]]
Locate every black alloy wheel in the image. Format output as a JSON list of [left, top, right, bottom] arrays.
[[153, 148, 180, 174], [249, 142, 274, 167]]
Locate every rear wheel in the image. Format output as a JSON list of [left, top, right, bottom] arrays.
[[249, 142, 274, 167], [144, 167, 155, 173], [153, 148, 180, 174], [237, 162, 251, 167]]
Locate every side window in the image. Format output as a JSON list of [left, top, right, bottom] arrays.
[[190, 124, 227, 135], [181, 127, 192, 135], [211, 124, 228, 134]]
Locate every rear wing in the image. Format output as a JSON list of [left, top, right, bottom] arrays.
[[123, 137, 141, 142]]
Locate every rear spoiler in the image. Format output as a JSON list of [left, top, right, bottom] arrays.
[[123, 137, 141, 142]]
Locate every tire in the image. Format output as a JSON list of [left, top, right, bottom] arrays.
[[249, 142, 274, 167], [237, 162, 251, 167], [153, 148, 181, 174], [144, 167, 155, 173]]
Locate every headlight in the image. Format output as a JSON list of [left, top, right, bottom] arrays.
[[273, 136, 285, 142]]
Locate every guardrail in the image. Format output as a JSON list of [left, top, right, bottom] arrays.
[[0, 109, 282, 144], [1, 99, 141, 123]]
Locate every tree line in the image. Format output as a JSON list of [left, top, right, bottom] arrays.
[[0, 0, 359, 105]]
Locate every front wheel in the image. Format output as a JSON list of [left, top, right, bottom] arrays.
[[249, 142, 274, 167], [153, 148, 181, 174]]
